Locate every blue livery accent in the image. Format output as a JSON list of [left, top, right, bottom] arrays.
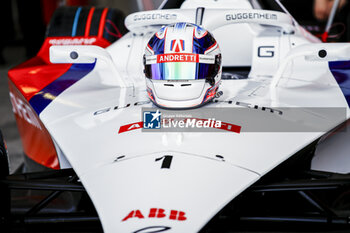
[[192, 33, 216, 54], [174, 22, 187, 31], [148, 35, 165, 55], [29, 62, 96, 115], [329, 61, 350, 107], [147, 23, 216, 55], [170, 40, 174, 51], [71, 7, 82, 37]]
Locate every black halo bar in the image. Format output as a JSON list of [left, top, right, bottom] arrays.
[[251, 178, 350, 192]]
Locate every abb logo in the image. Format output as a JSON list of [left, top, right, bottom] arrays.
[[122, 208, 187, 222], [9, 92, 42, 130]]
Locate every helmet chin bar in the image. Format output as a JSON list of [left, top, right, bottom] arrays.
[[147, 79, 213, 109]]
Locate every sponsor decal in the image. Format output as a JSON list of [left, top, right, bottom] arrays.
[[119, 119, 240, 134], [10, 92, 42, 130], [118, 122, 143, 134], [122, 208, 187, 222], [226, 12, 277, 21], [157, 53, 198, 63], [133, 13, 177, 21], [49, 38, 97, 45], [143, 110, 162, 129]]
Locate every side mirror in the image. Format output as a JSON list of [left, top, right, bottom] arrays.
[[49, 45, 112, 64], [304, 44, 350, 61], [49, 45, 132, 88], [271, 43, 350, 88]]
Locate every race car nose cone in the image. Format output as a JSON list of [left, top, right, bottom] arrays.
[[80, 151, 259, 233]]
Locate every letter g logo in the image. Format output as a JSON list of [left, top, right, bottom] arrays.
[[258, 46, 275, 57]]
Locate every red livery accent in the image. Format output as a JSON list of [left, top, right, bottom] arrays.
[[218, 121, 241, 134], [202, 86, 218, 103], [8, 60, 72, 102], [118, 122, 143, 134], [193, 27, 208, 39], [85, 7, 96, 36], [8, 81, 60, 169], [98, 8, 109, 38], [157, 53, 199, 63], [8, 13, 113, 169], [147, 44, 153, 52], [8, 36, 110, 103], [205, 41, 217, 53], [105, 19, 123, 38], [119, 119, 241, 134]]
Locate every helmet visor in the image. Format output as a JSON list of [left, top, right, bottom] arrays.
[[144, 53, 219, 81]]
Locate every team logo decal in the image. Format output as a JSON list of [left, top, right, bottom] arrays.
[[170, 39, 184, 52]]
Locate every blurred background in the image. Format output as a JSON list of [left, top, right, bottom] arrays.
[[1, 0, 350, 173]]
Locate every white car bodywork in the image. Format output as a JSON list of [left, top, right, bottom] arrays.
[[39, 0, 350, 232]]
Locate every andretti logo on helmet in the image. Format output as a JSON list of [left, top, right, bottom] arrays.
[[170, 39, 185, 52]]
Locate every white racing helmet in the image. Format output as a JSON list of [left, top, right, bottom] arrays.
[[144, 22, 222, 109]]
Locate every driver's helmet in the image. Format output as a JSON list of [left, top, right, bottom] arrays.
[[144, 22, 222, 109]]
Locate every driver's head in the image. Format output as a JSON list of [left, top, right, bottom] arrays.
[[144, 22, 222, 109]]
